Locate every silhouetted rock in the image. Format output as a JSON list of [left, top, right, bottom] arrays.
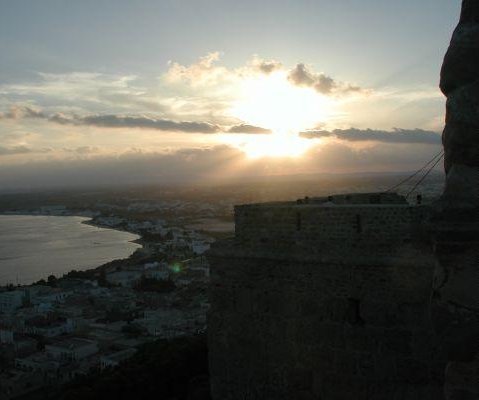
[[438, 0, 479, 208], [440, 0, 479, 96], [432, 1, 479, 398]]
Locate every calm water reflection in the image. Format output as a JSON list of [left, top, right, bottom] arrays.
[[0, 215, 140, 285]]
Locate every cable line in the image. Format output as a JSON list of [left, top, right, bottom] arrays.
[[405, 152, 444, 199], [385, 150, 444, 193]]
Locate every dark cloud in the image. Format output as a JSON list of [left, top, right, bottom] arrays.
[[48, 113, 74, 125], [300, 142, 444, 174], [79, 115, 220, 133], [0, 146, 53, 156], [2, 106, 272, 135], [227, 124, 272, 134], [288, 63, 315, 86], [288, 63, 335, 94], [314, 75, 335, 94], [256, 60, 282, 75], [0, 142, 444, 191], [299, 128, 441, 145], [0, 105, 46, 120], [21, 106, 47, 119], [0, 146, 246, 189], [1, 106, 221, 134], [0, 145, 32, 156], [288, 63, 363, 96], [343, 84, 363, 93]]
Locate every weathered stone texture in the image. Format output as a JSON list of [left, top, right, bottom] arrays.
[[206, 2, 479, 399], [438, 0, 479, 205], [235, 203, 427, 253], [208, 202, 445, 399], [440, 0, 479, 97], [432, 1, 479, 398]]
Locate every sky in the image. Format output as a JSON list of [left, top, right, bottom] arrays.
[[0, 0, 460, 189]]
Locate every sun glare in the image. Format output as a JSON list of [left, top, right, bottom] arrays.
[[226, 131, 314, 159], [228, 71, 334, 158]]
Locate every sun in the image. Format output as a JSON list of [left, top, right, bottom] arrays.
[[226, 70, 335, 158], [225, 131, 313, 159]]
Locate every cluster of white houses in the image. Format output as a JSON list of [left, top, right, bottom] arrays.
[[0, 256, 209, 399]]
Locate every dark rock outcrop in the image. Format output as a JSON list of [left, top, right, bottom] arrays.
[[438, 0, 479, 208], [432, 1, 479, 398]]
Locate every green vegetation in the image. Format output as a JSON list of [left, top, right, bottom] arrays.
[[63, 269, 96, 280]]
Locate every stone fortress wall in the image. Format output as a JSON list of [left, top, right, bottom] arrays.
[[208, 193, 447, 400], [235, 193, 427, 252]]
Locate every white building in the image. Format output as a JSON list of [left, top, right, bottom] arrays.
[[0, 290, 25, 313], [145, 269, 169, 280], [13, 336, 38, 357], [15, 353, 59, 372], [105, 270, 143, 287], [45, 337, 98, 362], [191, 241, 211, 255], [100, 348, 136, 370], [27, 286, 69, 305], [0, 331, 37, 354], [0, 329, 14, 344], [144, 262, 170, 281], [26, 319, 75, 338]]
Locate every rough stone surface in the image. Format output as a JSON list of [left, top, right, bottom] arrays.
[[432, 1, 479, 398], [440, 0, 479, 97], [438, 0, 479, 206], [207, 3, 479, 399], [208, 201, 445, 399]]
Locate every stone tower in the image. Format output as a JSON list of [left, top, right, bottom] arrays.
[[206, 2, 479, 399], [431, 1, 479, 398], [208, 194, 445, 399]]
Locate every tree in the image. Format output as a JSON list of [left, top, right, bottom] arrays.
[[47, 275, 57, 287], [134, 277, 176, 293]]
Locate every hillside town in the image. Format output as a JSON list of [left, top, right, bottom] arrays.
[[0, 203, 217, 399]]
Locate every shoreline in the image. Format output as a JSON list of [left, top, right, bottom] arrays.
[[0, 211, 142, 243], [0, 212, 146, 286], [80, 217, 143, 245]]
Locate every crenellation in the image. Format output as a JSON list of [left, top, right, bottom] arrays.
[[208, 194, 444, 399], [235, 201, 428, 256]]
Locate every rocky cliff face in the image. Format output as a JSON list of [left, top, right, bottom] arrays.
[[432, 1, 479, 398], [439, 0, 479, 209]]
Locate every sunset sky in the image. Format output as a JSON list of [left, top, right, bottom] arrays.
[[0, 0, 460, 189]]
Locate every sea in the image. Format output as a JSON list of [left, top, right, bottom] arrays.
[[0, 215, 141, 285]]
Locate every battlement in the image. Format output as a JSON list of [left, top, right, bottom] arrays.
[[297, 191, 408, 205], [234, 193, 428, 254], [208, 193, 444, 400]]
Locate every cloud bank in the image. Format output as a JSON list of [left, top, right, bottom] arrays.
[[2, 106, 222, 133], [300, 128, 441, 145], [0, 142, 443, 190], [227, 124, 272, 134], [1, 105, 276, 135], [77, 114, 220, 133], [0, 145, 32, 156], [0, 145, 52, 156]]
